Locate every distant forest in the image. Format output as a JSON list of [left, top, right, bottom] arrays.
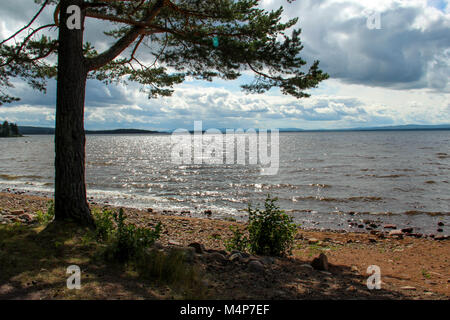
[[0, 120, 21, 137]]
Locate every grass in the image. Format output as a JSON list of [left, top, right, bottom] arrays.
[[0, 221, 206, 299], [421, 269, 432, 279]]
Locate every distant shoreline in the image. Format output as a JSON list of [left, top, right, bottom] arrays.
[[16, 124, 450, 135]]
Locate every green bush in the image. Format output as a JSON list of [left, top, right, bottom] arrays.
[[225, 195, 297, 256], [36, 200, 55, 224], [99, 208, 162, 263], [92, 208, 115, 241], [224, 226, 248, 252]]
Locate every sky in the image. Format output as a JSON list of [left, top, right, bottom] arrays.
[[0, 0, 449, 131]]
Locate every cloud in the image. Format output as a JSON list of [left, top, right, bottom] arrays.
[[263, 0, 450, 91], [0, 0, 449, 130]]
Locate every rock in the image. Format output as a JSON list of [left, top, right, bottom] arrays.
[[152, 241, 164, 250], [248, 260, 265, 273], [147, 208, 153, 213], [383, 224, 397, 229], [19, 213, 33, 222], [207, 252, 227, 263], [308, 238, 320, 244], [389, 230, 403, 236], [229, 253, 243, 262], [168, 240, 182, 246], [434, 235, 449, 241], [437, 221, 444, 227], [260, 256, 275, 265], [369, 238, 377, 243], [10, 210, 24, 216], [401, 227, 413, 233], [311, 253, 329, 271], [188, 242, 205, 254], [351, 265, 359, 273], [437, 228, 443, 233], [369, 223, 379, 229], [204, 210, 213, 216], [299, 264, 314, 270], [401, 286, 416, 291]]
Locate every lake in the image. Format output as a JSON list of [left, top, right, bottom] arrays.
[[0, 131, 449, 235]]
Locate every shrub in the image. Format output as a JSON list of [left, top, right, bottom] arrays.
[[36, 200, 55, 224], [224, 226, 248, 252], [225, 195, 297, 256], [101, 208, 162, 263], [92, 208, 115, 241]]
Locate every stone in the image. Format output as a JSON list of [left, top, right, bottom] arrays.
[[204, 210, 213, 216], [10, 210, 24, 216], [207, 252, 227, 263], [311, 253, 329, 271], [389, 230, 403, 236], [401, 286, 416, 291], [437, 228, 444, 233], [434, 235, 449, 241], [437, 221, 444, 227], [229, 253, 243, 262], [147, 208, 153, 213], [299, 264, 314, 270], [168, 240, 182, 246], [188, 242, 205, 254], [248, 260, 265, 273], [152, 241, 164, 250], [19, 213, 33, 222], [260, 256, 275, 265], [383, 224, 397, 229], [308, 238, 320, 245]]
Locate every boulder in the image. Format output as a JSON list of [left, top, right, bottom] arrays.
[[311, 253, 329, 271], [383, 224, 397, 229], [401, 227, 413, 233], [10, 210, 24, 216], [248, 260, 265, 273], [207, 252, 227, 263], [229, 253, 243, 262], [188, 242, 205, 254]]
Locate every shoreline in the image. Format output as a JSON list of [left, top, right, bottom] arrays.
[[1, 187, 448, 239], [0, 191, 449, 299]]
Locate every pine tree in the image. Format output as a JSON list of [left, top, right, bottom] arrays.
[[0, 0, 328, 226]]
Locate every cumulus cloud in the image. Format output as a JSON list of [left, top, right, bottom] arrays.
[[0, 0, 449, 129]]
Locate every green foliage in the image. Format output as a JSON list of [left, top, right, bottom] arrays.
[[92, 208, 115, 241], [94, 208, 162, 263], [36, 200, 55, 224], [2, 0, 328, 105], [225, 195, 297, 256], [0, 120, 21, 137], [224, 226, 249, 252]]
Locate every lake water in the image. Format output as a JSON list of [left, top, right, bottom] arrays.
[[0, 131, 449, 235]]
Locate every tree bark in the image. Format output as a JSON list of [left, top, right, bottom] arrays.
[[55, 0, 94, 226]]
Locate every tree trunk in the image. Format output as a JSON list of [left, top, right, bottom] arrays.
[[55, 0, 94, 226]]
